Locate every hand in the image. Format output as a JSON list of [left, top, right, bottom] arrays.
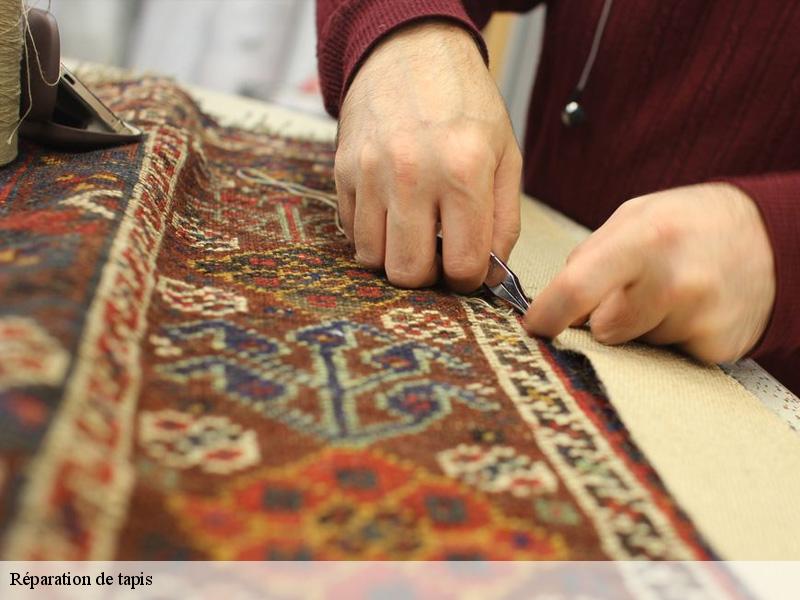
[[524, 183, 776, 363], [334, 22, 522, 292]]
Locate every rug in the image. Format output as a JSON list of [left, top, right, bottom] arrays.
[[0, 74, 723, 566]]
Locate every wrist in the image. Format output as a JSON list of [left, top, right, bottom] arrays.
[[351, 20, 486, 87], [378, 20, 485, 58]]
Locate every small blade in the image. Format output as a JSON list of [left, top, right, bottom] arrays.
[[484, 253, 531, 315], [436, 234, 531, 315]]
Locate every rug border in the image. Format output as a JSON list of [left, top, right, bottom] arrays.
[[2, 124, 189, 560]]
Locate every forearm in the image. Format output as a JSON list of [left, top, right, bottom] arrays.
[[315, 0, 541, 116]]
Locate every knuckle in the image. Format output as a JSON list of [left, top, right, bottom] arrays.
[[441, 135, 492, 185], [590, 309, 631, 344], [590, 320, 614, 344], [617, 310, 638, 332], [646, 220, 680, 251], [444, 253, 484, 283], [357, 143, 381, 174], [620, 195, 648, 214], [566, 240, 589, 265], [671, 270, 717, 305], [386, 138, 421, 185], [656, 279, 679, 309], [609, 196, 647, 225]]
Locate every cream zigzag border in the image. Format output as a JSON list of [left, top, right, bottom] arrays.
[[462, 301, 698, 561], [463, 302, 747, 596], [2, 125, 189, 560]]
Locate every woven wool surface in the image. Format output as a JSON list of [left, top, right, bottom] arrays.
[[0, 75, 762, 568]]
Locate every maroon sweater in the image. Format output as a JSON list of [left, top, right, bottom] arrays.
[[316, 0, 800, 395]]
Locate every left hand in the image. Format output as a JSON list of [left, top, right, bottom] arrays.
[[523, 183, 776, 363]]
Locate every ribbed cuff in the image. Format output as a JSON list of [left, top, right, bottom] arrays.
[[718, 172, 800, 358], [317, 0, 487, 117]]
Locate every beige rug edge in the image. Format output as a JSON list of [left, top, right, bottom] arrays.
[[512, 197, 800, 559]]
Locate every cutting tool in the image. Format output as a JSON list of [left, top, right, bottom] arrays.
[[483, 251, 531, 315], [436, 235, 530, 315]]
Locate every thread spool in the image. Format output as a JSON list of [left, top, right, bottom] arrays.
[[0, 0, 23, 166]]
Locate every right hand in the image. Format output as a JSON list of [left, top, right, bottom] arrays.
[[335, 22, 522, 293]]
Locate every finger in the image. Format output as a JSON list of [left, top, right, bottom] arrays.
[[589, 279, 668, 345], [334, 161, 355, 241], [564, 200, 645, 266], [530, 201, 651, 335], [523, 231, 646, 339], [338, 190, 355, 241], [353, 174, 387, 270], [439, 151, 494, 293], [565, 217, 628, 267], [491, 141, 522, 261], [384, 197, 439, 289]]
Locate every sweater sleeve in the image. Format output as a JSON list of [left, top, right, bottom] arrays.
[[316, 0, 541, 117], [721, 172, 800, 359]]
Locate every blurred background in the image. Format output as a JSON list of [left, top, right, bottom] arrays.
[[47, 0, 544, 140]]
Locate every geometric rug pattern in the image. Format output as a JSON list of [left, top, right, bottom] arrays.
[[0, 76, 716, 568]]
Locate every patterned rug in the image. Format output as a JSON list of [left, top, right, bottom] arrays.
[[0, 75, 717, 564]]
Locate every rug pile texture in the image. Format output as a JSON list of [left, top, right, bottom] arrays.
[[0, 75, 720, 564]]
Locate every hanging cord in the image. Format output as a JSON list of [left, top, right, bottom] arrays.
[[575, 0, 614, 95], [562, 0, 614, 126]]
